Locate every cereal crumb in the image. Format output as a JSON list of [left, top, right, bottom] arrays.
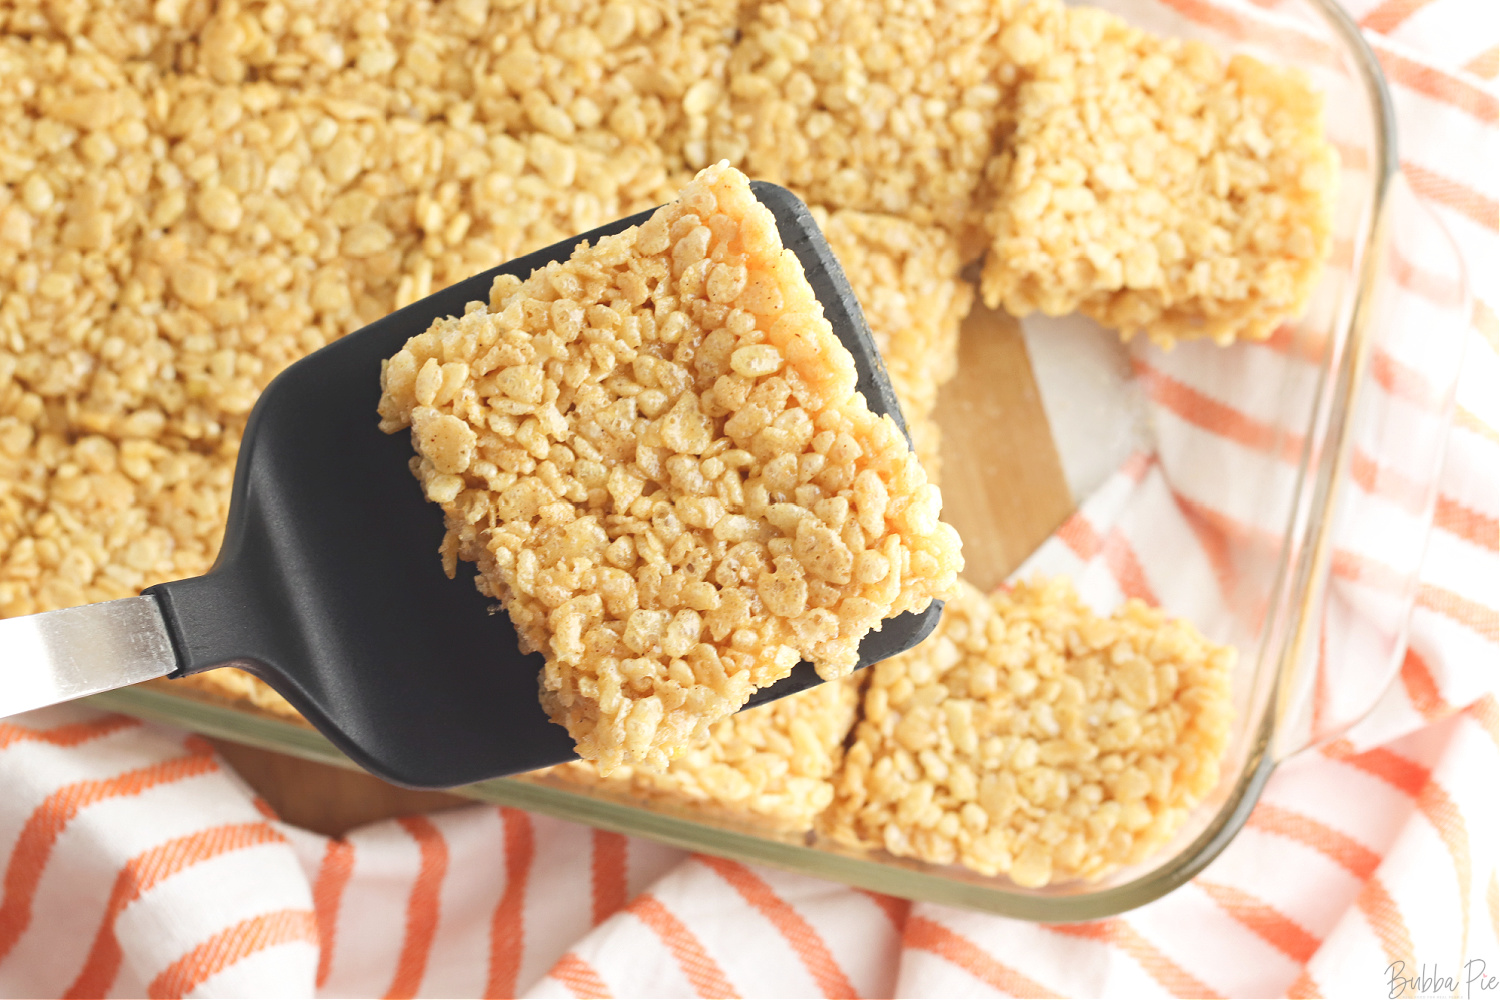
[[378, 164, 962, 772], [979, 5, 1338, 346], [820, 577, 1234, 885]]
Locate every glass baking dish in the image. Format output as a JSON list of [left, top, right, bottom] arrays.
[[84, 0, 1470, 920]]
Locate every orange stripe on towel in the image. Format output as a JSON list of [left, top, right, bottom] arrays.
[[1048, 919, 1221, 998], [1359, 0, 1438, 33], [1433, 496, 1499, 552], [1399, 647, 1451, 721], [629, 894, 739, 999], [856, 889, 910, 931], [548, 952, 612, 999], [1463, 47, 1498, 80], [592, 830, 628, 926], [1247, 803, 1381, 880], [1330, 550, 1500, 642], [0, 747, 218, 963], [1196, 880, 1322, 963], [384, 816, 449, 1000], [147, 908, 317, 999], [1151, 0, 1340, 67], [1358, 878, 1418, 992], [698, 856, 856, 999], [1102, 529, 1159, 606], [66, 821, 286, 999], [312, 838, 355, 989], [905, 915, 1061, 998], [1058, 513, 1102, 561], [1322, 741, 1429, 798], [1417, 780, 1474, 959], [1404, 162, 1500, 233], [1377, 47, 1499, 124], [1133, 359, 1306, 463], [0, 715, 140, 751], [486, 807, 535, 999]]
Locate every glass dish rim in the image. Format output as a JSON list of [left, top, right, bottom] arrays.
[[85, 0, 1399, 922]]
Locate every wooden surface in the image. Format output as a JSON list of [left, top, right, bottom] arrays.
[[209, 739, 469, 835], [933, 303, 1076, 592], [214, 307, 1076, 836]]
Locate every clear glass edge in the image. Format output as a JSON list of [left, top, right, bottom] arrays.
[[85, 682, 1277, 921], [1272, 173, 1470, 760], [1268, 0, 1401, 761], [80, 0, 1400, 922]]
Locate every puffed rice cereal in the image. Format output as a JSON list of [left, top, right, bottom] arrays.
[[0, 0, 685, 629], [979, 4, 1338, 346], [0, 0, 1308, 830], [814, 208, 971, 481], [540, 674, 864, 833], [708, 0, 1031, 230], [377, 163, 962, 771], [820, 577, 1233, 886]]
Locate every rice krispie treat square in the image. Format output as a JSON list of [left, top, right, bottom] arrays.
[[820, 577, 1233, 886], [0, 0, 684, 622], [378, 163, 962, 771], [708, 0, 1041, 231], [470, 0, 741, 177], [814, 207, 973, 481], [543, 673, 864, 833], [979, 6, 1338, 346]]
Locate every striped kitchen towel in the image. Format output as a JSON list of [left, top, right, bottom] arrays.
[[0, 0, 1494, 994]]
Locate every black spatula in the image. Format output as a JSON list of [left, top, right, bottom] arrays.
[[0, 182, 942, 788]]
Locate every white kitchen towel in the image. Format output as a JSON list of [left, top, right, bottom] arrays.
[[0, 0, 1494, 993]]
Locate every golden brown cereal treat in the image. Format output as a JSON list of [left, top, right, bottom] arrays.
[[0, 0, 1327, 744], [449, 0, 741, 178], [0, 8, 679, 629], [821, 577, 1233, 886], [377, 163, 962, 771], [541, 674, 864, 833], [814, 208, 973, 481], [0, 38, 237, 618], [709, 0, 1042, 230], [979, 6, 1338, 346]]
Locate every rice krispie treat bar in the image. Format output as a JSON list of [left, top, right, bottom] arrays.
[[709, 0, 1034, 231], [543, 674, 864, 833], [979, 5, 1338, 346], [814, 208, 972, 481], [467, 0, 741, 177], [820, 577, 1233, 886], [2, 0, 1299, 813], [0, 0, 684, 623], [377, 163, 962, 771]]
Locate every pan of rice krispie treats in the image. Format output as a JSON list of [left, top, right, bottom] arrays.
[[6, 0, 1369, 908]]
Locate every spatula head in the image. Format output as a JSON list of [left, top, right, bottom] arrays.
[[146, 183, 941, 788]]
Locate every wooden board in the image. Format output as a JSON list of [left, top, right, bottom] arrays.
[[214, 308, 1076, 835], [933, 303, 1076, 592], [208, 738, 470, 835]]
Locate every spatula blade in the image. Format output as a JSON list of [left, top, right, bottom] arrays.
[[138, 182, 941, 788]]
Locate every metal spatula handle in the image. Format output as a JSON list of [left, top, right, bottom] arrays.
[[0, 597, 178, 719]]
